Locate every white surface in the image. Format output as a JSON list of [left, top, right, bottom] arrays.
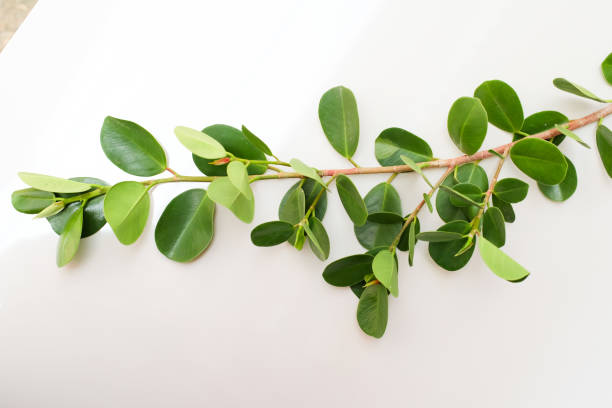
[[1, 0, 611, 406]]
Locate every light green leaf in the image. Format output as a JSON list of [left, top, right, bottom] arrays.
[[207, 177, 254, 223], [12, 188, 55, 214], [478, 237, 529, 282], [554, 125, 590, 149], [482, 207, 505, 248], [34, 201, 65, 219], [289, 158, 325, 187], [596, 124, 612, 178], [553, 78, 608, 103], [336, 174, 367, 226], [510, 138, 567, 185], [447, 96, 488, 154], [18, 172, 91, 193], [603, 52, 612, 86], [357, 283, 388, 338], [103, 181, 150, 245], [423, 193, 433, 213], [241, 125, 273, 156], [175, 126, 227, 159], [474, 80, 524, 132], [100, 116, 167, 176], [400, 155, 433, 187], [375, 127, 433, 166], [227, 161, 252, 197], [318, 86, 359, 159], [493, 178, 529, 203], [251, 221, 294, 247], [154, 189, 215, 262], [56, 206, 83, 267], [372, 249, 398, 297], [306, 217, 330, 261]]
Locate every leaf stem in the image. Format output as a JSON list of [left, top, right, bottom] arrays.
[[348, 157, 360, 168]]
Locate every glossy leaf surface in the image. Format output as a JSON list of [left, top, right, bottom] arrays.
[[447, 96, 488, 154], [428, 220, 475, 271], [483, 206, 505, 247], [493, 178, 529, 203], [492, 195, 515, 223], [537, 156, 577, 202], [227, 161, 252, 197], [306, 217, 330, 261], [479, 237, 529, 282], [323, 254, 373, 287], [354, 183, 402, 250], [554, 125, 590, 149], [207, 177, 254, 223], [603, 52, 612, 85], [175, 126, 226, 159], [375, 127, 433, 166], [11, 188, 55, 214], [510, 138, 567, 185], [356, 283, 388, 338], [553, 78, 607, 103], [251, 221, 294, 247], [436, 163, 488, 222], [241, 125, 273, 156], [318, 86, 359, 158], [474, 80, 524, 132], [336, 174, 367, 225], [514, 110, 568, 145], [104, 181, 150, 245], [56, 206, 83, 267], [372, 249, 398, 297], [446, 183, 483, 208]]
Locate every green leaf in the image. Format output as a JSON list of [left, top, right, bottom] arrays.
[[241, 125, 273, 156], [154, 189, 215, 262], [318, 86, 359, 159], [478, 237, 529, 282], [175, 126, 227, 159], [354, 183, 402, 250], [400, 155, 433, 187], [453, 163, 489, 190], [483, 206, 505, 247], [289, 158, 325, 187], [372, 250, 398, 297], [492, 195, 515, 223], [375, 128, 433, 166], [104, 182, 150, 245], [408, 219, 417, 266], [356, 283, 388, 338], [323, 254, 373, 287], [34, 201, 65, 219], [603, 52, 612, 86], [336, 174, 367, 226], [537, 156, 577, 202], [510, 138, 567, 185], [12, 188, 55, 214], [306, 217, 330, 261], [447, 96, 488, 154], [493, 178, 529, 203], [554, 125, 590, 149], [292, 225, 306, 250], [474, 80, 524, 132], [350, 281, 366, 298], [367, 212, 405, 224], [552, 78, 608, 103], [397, 217, 420, 252], [280, 179, 326, 221], [442, 183, 483, 208], [192, 125, 267, 176], [596, 124, 612, 178], [416, 231, 464, 242], [48, 177, 108, 238], [279, 185, 306, 225], [251, 221, 294, 247], [56, 205, 84, 267], [423, 193, 433, 212], [207, 177, 254, 223], [513, 111, 568, 145], [227, 161, 252, 197], [100, 116, 167, 176], [435, 163, 488, 223], [428, 220, 475, 271], [18, 172, 91, 193]]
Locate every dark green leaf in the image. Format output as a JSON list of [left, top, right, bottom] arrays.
[[241, 125, 273, 156], [397, 217, 420, 252], [11, 188, 55, 214], [603, 52, 612, 85], [374, 127, 433, 166], [372, 250, 398, 297], [513, 111, 568, 145], [155, 189, 215, 262], [537, 156, 577, 202], [483, 206, 505, 247], [56, 206, 84, 267], [554, 125, 590, 149], [207, 177, 254, 223], [323, 254, 373, 287], [436, 163, 488, 223], [318, 86, 359, 159], [306, 217, 330, 261], [251, 221, 294, 247], [416, 231, 465, 242], [444, 183, 483, 208], [492, 195, 515, 223], [447, 96, 488, 154], [336, 174, 367, 226], [408, 219, 417, 266], [354, 183, 402, 250], [493, 178, 529, 203], [356, 283, 388, 338], [104, 181, 150, 245], [510, 138, 567, 185], [553, 78, 608, 103], [193, 124, 267, 176], [474, 80, 524, 132], [367, 212, 405, 224], [596, 124, 612, 178], [279, 185, 305, 225], [350, 281, 366, 298], [479, 237, 529, 282], [428, 220, 475, 271], [280, 179, 327, 221], [100, 116, 167, 176], [18, 172, 91, 193]]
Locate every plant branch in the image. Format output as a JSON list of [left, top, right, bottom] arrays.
[[471, 146, 510, 231]]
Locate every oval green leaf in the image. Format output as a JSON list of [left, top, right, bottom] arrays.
[[374, 127, 433, 166], [241, 125, 273, 156], [397, 217, 420, 253], [207, 177, 254, 223], [12, 188, 55, 214], [18, 172, 91, 193], [155, 189, 215, 262], [336, 174, 367, 225], [493, 178, 529, 203], [435, 163, 488, 223], [474, 80, 524, 132], [446, 183, 483, 208], [552, 78, 607, 103], [478, 237, 529, 282], [56, 206, 83, 267], [251, 221, 294, 247], [100, 116, 167, 176], [492, 194, 515, 223], [510, 138, 567, 185], [323, 254, 373, 287], [372, 250, 398, 297], [306, 217, 330, 261], [483, 206, 505, 248], [289, 158, 325, 187], [103, 181, 150, 245], [356, 283, 388, 338], [227, 161, 252, 197], [175, 126, 226, 159], [428, 220, 475, 271], [514, 110, 568, 145], [354, 183, 402, 250], [596, 124, 612, 178], [318, 86, 359, 159], [447, 96, 488, 154], [280, 179, 326, 221], [603, 52, 612, 85], [537, 156, 577, 202]]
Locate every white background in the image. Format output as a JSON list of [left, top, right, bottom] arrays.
[[1, 0, 611, 406]]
